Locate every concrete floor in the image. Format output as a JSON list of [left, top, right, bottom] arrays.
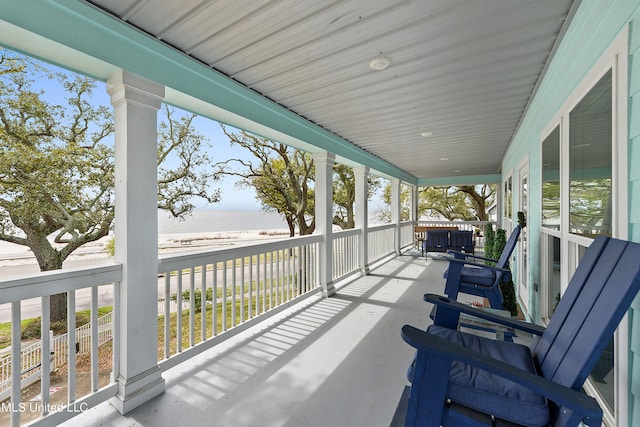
[[60, 253, 451, 427]]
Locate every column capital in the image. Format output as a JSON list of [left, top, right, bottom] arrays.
[[312, 151, 336, 166], [107, 70, 165, 110]]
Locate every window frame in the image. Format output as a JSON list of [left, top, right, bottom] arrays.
[[538, 25, 629, 426]]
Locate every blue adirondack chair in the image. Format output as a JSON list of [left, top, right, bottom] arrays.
[[442, 224, 521, 309], [400, 236, 640, 427], [448, 230, 475, 254], [423, 229, 449, 253]]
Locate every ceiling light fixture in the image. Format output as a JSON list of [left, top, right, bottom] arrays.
[[369, 56, 391, 71], [421, 132, 433, 137], [440, 157, 449, 161]]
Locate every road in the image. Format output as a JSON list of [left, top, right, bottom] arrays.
[[0, 245, 298, 323], [0, 260, 118, 323]]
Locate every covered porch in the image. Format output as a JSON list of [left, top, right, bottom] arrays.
[[60, 253, 448, 427], [4, 0, 635, 426]]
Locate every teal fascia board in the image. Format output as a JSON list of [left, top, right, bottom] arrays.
[[0, 0, 416, 184], [417, 174, 502, 187]]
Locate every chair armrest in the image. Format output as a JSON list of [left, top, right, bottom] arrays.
[[445, 257, 511, 274], [446, 250, 498, 263], [424, 293, 546, 336], [401, 325, 603, 424]]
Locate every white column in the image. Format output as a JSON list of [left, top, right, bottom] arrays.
[[391, 178, 402, 254], [411, 185, 419, 222], [354, 166, 369, 274], [107, 70, 165, 414], [314, 151, 335, 297]]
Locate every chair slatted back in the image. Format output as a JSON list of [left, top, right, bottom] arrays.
[[532, 237, 640, 389], [495, 225, 521, 268]]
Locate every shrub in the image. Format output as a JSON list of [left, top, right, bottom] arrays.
[[493, 228, 518, 316], [173, 288, 213, 312], [484, 223, 495, 262]]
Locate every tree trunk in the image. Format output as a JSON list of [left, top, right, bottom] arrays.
[[29, 233, 67, 322], [50, 293, 68, 323]]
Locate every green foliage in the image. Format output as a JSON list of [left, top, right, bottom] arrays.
[[499, 280, 519, 317], [0, 49, 221, 273], [421, 185, 495, 221], [332, 164, 381, 229], [484, 223, 495, 261], [494, 229, 507, 258], [378, 184, 496, 223], [0, 306, 113, 349], [492, 228, 518, 317], [0, 48, 222, 321], [517, 211, 527, 228], [218, 126, 315, 236], [104, 237, 115, 257], [172, 288, 214, 312], [0, 50, 115, 272], [377, 181, 412, 223], [219, 125, 380, 234]]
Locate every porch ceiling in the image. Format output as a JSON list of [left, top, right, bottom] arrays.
[[1, 0, 577, 184]]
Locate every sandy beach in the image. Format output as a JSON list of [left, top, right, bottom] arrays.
[[0, 228, 291, 272]]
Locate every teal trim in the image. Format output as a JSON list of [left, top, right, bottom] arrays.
[[417, 174, 501, 187], [500, 1, 640, 424], [0, 0, 416, 184]]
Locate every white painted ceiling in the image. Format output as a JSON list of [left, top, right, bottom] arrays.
[[85, 0, 576, 181]]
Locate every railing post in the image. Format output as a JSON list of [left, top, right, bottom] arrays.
[[107, 70, 165, 413], [314, 151, 335, 297], [391, 178, 402, 255], [354, 166, 369, 274]]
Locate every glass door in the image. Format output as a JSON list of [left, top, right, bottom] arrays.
[[518, 160, 529, 309]]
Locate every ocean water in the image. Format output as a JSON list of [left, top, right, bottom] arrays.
[[158, 209, 386, 234], [158, 210, 289, 234]]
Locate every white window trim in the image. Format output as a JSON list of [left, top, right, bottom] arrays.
[[538, 24, 629, 426], [502, 170, 513, 230], [517, 154, 530, 312]]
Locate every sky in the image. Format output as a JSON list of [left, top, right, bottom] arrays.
[[18, 48, 388, 213], [31, 58, 265, 211]]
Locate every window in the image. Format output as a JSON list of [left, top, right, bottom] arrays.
[[541, 127, 560, 230], [538, 27, 628, 425], [569, 70, 612, 237], [503, 175, 512, 220], [542, 234, 561, 318]]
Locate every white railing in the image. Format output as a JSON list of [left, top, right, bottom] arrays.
[[0, 264, 121, 427], [332, 229, 360, 281], [157, 235, 322, 369], [0, 223, 405, 425], [367, 224, 396, 263], [400, 221, 414, 248], [0, 312, 113, 401]]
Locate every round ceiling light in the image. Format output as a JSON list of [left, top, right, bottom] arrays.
[[369, 56, 391, 71]]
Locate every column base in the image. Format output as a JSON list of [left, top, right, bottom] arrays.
[[321, 282, 336, 297], [110, 366, 165, 414]]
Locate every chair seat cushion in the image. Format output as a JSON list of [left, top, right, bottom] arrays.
[[424, 325, 549, 426], [443, 266, 495, 287]]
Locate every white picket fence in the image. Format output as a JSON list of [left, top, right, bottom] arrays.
[[0, 312, 113, 400], [157, 298, 191, 315]]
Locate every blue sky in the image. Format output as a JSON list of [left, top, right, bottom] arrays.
[[31, 59, 263, 211], [22, 49, 388, 213]]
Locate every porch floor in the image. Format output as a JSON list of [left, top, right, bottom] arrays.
[[62, 253, 453, 427]]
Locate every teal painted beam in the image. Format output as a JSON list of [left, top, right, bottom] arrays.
[[0, 0, 417, 184], [417, 174, 502, 187]]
